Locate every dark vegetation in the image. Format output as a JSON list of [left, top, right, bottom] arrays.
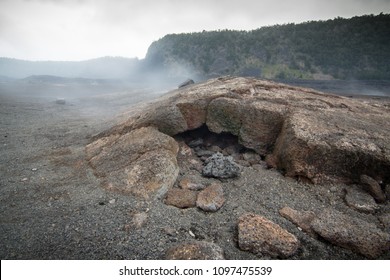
[[144, 14, 390, 80]]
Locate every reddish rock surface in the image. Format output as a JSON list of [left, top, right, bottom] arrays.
[[279, 206, 317, 237], [238, 213, 300, 258], [196, 183, 225, 212], [164, 188, 198, 208], [311, 209, 390, 258], [165, 241, 225, 260], [86, 126, 179, 199], [93, 76, 390, 185]]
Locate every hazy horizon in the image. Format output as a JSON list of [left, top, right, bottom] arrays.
[[1, 0, 389, 62]]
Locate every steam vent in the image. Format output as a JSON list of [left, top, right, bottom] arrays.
[[85, 76, 390, 258]]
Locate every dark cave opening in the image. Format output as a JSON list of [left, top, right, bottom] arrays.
[[174, 124, 266, 167]]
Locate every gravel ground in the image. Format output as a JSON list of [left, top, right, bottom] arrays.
[[0, 88, 389, 260]]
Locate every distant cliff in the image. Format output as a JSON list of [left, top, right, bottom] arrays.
[[144, 14, 390, 80], [2, 14, 389, 82]]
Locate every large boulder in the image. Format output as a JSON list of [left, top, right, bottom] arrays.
[[86, 126, 179, 199], [178, 79, 195, 88], [270, 109, 390, 183], [311, 209, 390, 258]]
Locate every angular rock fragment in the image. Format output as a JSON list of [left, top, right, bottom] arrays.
[[360, 175, 386, 203], [164, 188, 198, 209], [202, 152, 241, 178], [311, 209, 390, 258], [279, 206, 317, 237], [242, 151, 261, 165], [188, 138, 203, 147], [344, 186, 379, 213], [165, 241, 225, 260], [178, 79, 195, 89], [178, 174, 206, 191], [196, 183, 225, 212], [238, 213, 300, 258]]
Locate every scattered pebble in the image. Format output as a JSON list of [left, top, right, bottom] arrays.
[[196, 183, 225, 212], [165, 241, 225, 260], [344, 186, 379, 213], [132, 212, 148, 229]]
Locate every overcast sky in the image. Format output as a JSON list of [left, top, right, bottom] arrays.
[[0, 0, 389, 61]]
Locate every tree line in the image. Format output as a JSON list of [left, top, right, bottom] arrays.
[[145, 14, 390, 80]]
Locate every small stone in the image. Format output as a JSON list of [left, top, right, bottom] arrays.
[[165, 188, 198, 208], [196, 149, 214, 157], [202, 152, 241, 178], [224, 145, 239, 155], [162, 227, 177, 236], [21, 178, 28, 182], [109, 199, 116, 204], [237, 160, 251, 167], [179, 142, 193, 156], [279, 206, 317, 237], [196, 183, 225, 212], [242, 152, 261, 165], [209, 145, 222, 153], [188, 159, 203, 172], [179, 176, 206, 191], [251, 162, 268, 171], [132, 212, 148, 229], [188, 138, 203, 147], [178, 79, 195, 89], [311, 208, 390, 258], [344, 186, 379, 213], [31, 168, 38, 171], [165, 241, 225, 260], [360, 175, 386, 203], [238, 213, 300, 258]]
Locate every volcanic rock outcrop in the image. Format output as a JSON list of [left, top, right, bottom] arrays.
[[86, 76, 390, 199], [86, 126, 179, 199]]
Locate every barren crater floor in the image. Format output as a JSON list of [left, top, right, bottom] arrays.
[[1, 77, 389, 259]]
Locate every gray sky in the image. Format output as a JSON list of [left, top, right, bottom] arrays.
[[0, 0, 389, 61]]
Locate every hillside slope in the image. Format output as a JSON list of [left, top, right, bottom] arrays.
[[144, 14, 390, 80]]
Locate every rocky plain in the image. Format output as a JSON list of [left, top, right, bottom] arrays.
[[1, 76, 389, 259]]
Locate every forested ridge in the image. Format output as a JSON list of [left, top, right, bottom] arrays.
[[144, 14, 390, 80]]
